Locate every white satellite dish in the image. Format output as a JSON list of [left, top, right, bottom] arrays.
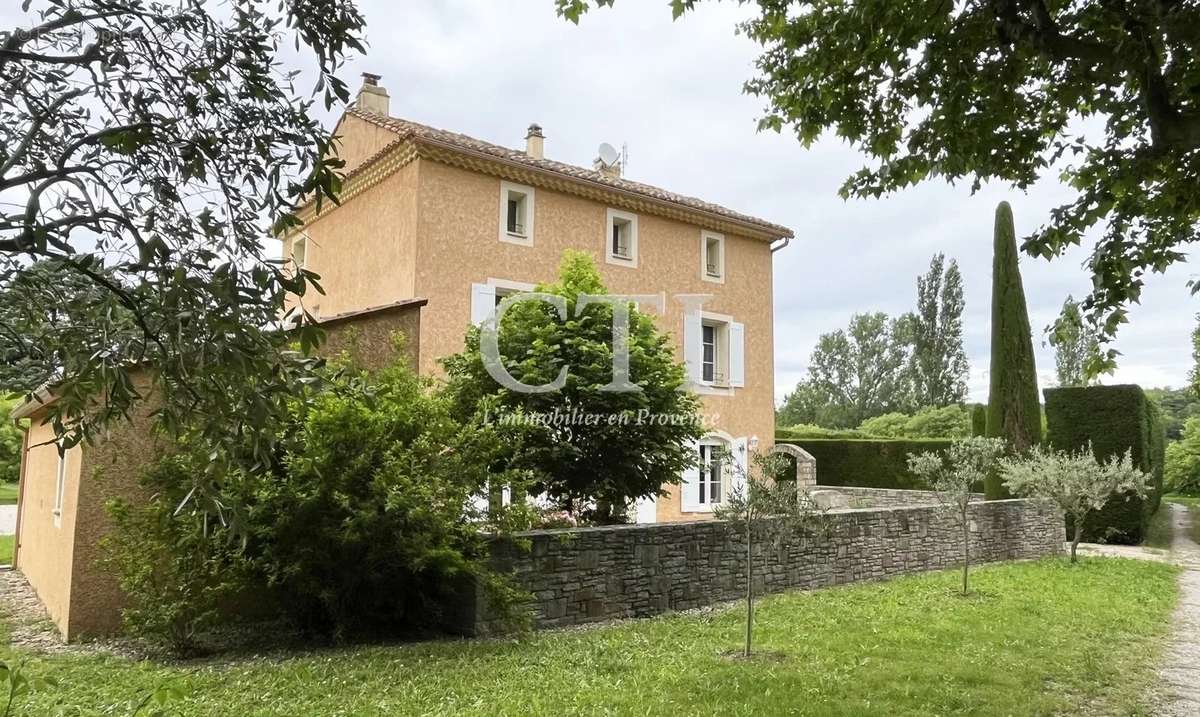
[[597, 142, 620, 167]]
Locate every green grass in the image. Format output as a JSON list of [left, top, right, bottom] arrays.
[[0, 536, 11, 565], [0, 483, 18, 505], [0, 558, 1180, 716]]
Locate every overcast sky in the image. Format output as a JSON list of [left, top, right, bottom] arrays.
[[309, 0, 1197, 404], [14, 1, 1189, 404]]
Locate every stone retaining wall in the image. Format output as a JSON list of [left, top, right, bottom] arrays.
[[467, 498, 1063, 634]]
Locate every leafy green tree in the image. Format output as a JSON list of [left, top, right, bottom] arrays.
[[0, 1, 364, 500], [1145, 387, 1200, 441], [1165, 417, 1200, 495], [786, 312, 912, 429], [857, 406, 971, 439], [985, 202, 1042, 498], [1045, 296, 1102, 387], [559, 0, 1200, 354], [856, 412, 911, 438], [443, 252, 703, 524], [0, 399, 21, 485], [776, 381, 826, 428], [905, 254, 968, 408]]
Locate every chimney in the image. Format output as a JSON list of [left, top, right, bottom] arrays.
[[525, 123, 545, 160], [355, 72, 389, 115]]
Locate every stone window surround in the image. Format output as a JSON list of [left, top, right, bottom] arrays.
[[499, 180, 536, 247]]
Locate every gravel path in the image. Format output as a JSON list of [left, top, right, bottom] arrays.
[[1153, 503, 1200, 717]]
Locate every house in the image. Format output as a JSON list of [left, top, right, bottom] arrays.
[[10, 301, 426, 640], [286, 74, 793, 523], [11, 74, 792, 640]]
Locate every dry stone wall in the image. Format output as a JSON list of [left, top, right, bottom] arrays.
[[467, 497, 1063, 634]]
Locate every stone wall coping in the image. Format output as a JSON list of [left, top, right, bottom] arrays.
[[501, 496, 1046, 539]]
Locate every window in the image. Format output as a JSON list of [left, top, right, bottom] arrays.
[[499, 181, 535, 246], [701, 231, 724, 283], [53, 446, 66, 526], [702, 323, 720, 384], [697, 442, 724, 505], [292, 235, 307, 270], [605, 208, 638, 267], [470, 278, 537, 325], [685, 311, 746, 390]]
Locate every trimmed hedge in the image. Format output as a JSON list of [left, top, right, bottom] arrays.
[[1044, 384, 1166, 544], [775, 438, 953, 490]]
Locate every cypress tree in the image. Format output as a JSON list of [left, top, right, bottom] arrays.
[[985, 202, 1042, 498]]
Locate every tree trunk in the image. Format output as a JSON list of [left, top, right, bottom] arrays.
[[1071, 519, 1083, 564], [961, 516, 970, 596], [745, 524, 753, 658]]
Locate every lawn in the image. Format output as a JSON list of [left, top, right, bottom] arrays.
[[0, 483, 18, 505], [0, 557, 1179, 716], [0, 536, 12, 565]]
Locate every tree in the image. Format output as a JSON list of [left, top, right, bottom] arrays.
[[985, 202, 1042, 498], [788, 312, 912, 429], [442, 251, 703, 524], [1002, 444, 1150, 562], [1146, 387, 1200, 441], [905, 254, 968, 407], [1165, 417, 1200, 495], [0, 1, 364, 501], [714, 451, 823, 658], [559, 1, 1200, 355], [0, 399, 21, 484], [1045, 296, 1102, 387], [907, 437, 1006, 595], [857, 405, 971, 439]]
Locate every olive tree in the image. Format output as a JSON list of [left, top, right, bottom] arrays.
[[0, 1, 364, 503], [907, 437, 1006, 595], [1001, 443, 1150, 562], [714, 451, 824, 658]]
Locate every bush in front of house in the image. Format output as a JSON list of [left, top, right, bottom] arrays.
[[102, 455, 254, 655], [1043, 384, 1166, 544], [105, 353, 531, 649], [776, 438, 953, 489], [245, 358, 529, 641], [0, 397, 22, 485]]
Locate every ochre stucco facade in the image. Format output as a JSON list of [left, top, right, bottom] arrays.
[[288, 86, 791, 523]]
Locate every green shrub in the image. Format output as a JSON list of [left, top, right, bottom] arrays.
[[0, 398, 22, 485], [1043, 384, 1166, 544], [853, 406, 970, 439], [856, 413, 910, 437], [247, 359, 528, 641], [776, 438, 953, 489], [776, 425, 870, 440], [971, 403, 987, 437], [102, 456, 252, 655], [1165, 417, 1200, 495]]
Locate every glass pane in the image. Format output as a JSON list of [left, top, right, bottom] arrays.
[[507, 198, 519, 233]]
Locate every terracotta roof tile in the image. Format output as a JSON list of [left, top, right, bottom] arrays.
[[345, 107, 793, 239]]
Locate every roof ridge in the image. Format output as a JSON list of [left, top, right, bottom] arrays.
[[343, 107, 792, 238]]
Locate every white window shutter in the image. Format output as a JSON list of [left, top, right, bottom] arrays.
[[730, 437, 749, 498], [682, 312, 702, 384], [680, 440, 702, 512], [634, 495, 658, 524], [729, 321, 745, 387], [470, 282, 496, 326]]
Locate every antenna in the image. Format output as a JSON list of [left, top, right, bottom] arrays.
[[597, 142, 620, 167], [621, 143, 629, 174]]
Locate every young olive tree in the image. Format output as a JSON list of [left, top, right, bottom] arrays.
[[907, 437, 1006, 595], [714, 450, 824, 658], [1001, 444, 1150, 563]]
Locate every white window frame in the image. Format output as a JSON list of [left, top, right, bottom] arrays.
[[690, 311, 745, 394], [291, 234, 308, 270], [53, 445, 66, 527], [499, 181, 535, 246], [700, 230, 725, 284], [605, 208, 638, 268], [681, 431, 740, 513], [471, 278, 537, 326], [697, 440, 726, 507]]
